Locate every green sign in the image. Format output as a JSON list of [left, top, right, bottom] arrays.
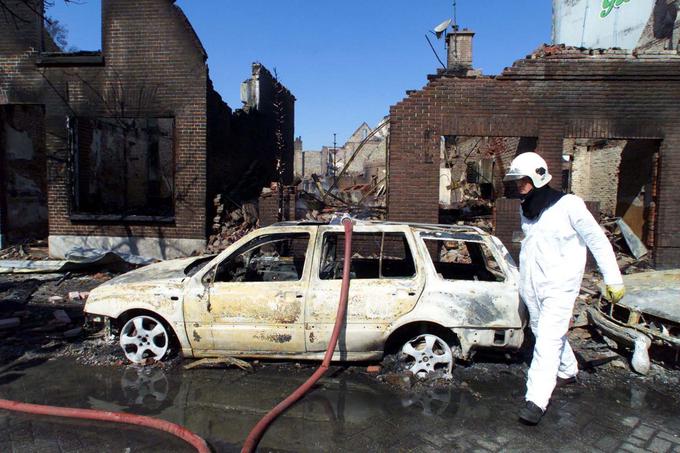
[[600, 0, 631, 18]]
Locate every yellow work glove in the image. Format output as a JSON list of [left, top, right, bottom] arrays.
[[604, 284, 626, 304]]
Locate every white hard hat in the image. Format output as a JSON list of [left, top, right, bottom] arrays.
[[503, 152, 552, 188]]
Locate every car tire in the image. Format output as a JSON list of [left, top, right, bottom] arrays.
[[401, 333, 454, 379], [119, 314, 171, 364]]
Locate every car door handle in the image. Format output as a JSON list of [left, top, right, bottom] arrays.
[[392, 289, 417, 297], [281, 291, 303, 302]]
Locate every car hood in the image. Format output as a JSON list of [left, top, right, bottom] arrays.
[[619, 269, 680, 324], [101, 256, 208, 287]]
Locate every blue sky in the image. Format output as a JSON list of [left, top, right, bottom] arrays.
[[48, 1, 552, 150]]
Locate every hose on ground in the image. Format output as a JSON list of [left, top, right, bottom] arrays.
[[241, 216, 354, 453], [0, 398, 211, 453]]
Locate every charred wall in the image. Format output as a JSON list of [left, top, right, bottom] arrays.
[[388, 51, 680, 268], [0, 104, 47, 244], [207, 63, 296, 220], [1, 0, 210, 258]]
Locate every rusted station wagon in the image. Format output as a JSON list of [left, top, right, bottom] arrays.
[[85, 220, 527, 377]]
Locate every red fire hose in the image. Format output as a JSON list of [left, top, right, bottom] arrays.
[[0, 398, 210, 453], [241, 216, 354, 453]]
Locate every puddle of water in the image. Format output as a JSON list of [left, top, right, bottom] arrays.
[[1, 358, 679, 452]]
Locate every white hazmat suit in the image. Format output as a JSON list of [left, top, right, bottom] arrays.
[[519, 194, 622, 411]]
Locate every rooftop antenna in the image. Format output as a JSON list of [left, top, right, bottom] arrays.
[[452, 0, 459, 63], [427, 2, 456, 69], [332, 133, 337, 179]]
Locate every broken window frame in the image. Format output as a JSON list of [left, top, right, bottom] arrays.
[[420, 233, 506, 283], [318, 231, 417, 280], [213, 233, 310, 283], [38, 1, 104, 63], [67, 116, 177, 223]]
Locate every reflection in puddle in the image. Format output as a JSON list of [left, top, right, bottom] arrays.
[[3, 358, 680, 452], [121, 366, 170, 410]]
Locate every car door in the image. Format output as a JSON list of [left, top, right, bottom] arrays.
[[305, 225, 425, 356], [417, 231, 524, 329], [192, 227, 316, 354]]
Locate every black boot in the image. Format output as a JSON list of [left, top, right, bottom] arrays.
[[556, 376, 577, 388], [519, 401, 544, 425]]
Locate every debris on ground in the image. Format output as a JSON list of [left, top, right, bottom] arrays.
[[0, 240, 50, 261], [0, 250, 148, 275], [184, 357, 253, 371], [0, 317, 21, 329], [599, 215, 654, 274], [366, 365, 381, 374]]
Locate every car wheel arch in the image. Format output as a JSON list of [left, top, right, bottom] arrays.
[[383, 321, 459, 357]]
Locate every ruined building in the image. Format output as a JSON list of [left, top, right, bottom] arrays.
[[388, 26, 680, 268], [295, 120, 388, 190], [0, 0, 294, 259]]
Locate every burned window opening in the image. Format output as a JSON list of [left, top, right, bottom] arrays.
[[439, 135, 537, 221], [423, 237, 504, 282], [69, 117, 175, 219], [41, 0, 102, 54], [214, 233, 309, 283], [562, 139, 661, 249], [320, 232, 416, 280]]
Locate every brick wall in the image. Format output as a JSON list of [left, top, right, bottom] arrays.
[[388, 51, 680, 268], [569, 140, 625, 216], [1, 0, 209, 243], [258, 187, 296, 227], [0, 104, 47, 241]]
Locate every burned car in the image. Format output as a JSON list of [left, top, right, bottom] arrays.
[[84, 221, 526, 376], [589, 269, 680, 374]]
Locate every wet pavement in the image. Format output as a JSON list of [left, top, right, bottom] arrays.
[[1, 356, 679, 452]]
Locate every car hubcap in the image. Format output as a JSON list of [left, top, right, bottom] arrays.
[[401, 334, 453, 378], [120, 315, 169, 363]]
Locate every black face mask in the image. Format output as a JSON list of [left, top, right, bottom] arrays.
[[521, 184, 565, 220]]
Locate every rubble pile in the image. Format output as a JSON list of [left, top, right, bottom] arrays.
[[0, 304, 86, 363], [302, 207, 385, 223], [600, 216, 653, 274], [205, 194, 259, 254], [0, 240, 50, 261]]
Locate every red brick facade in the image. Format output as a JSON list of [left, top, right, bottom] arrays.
[[388, 51, 680, 268], [1, 0, 295, 258]]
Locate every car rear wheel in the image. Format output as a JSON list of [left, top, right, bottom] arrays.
[[120, 315, 170, 364], [401, 333, 453, 378]]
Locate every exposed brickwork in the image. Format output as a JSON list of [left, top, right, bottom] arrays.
[[1, 0, 295, 256], [493, 198, 521, 261], [389, 52, 680, 268], [258, 187, 296, 227], [1, 0, 208, 242]]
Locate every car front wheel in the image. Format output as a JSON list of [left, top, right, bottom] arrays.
[[120, 315, 170, 364], [401, 333, 453, 378]]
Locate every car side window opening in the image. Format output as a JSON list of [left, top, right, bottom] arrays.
[[320, 232, 416, 280], [422, 238, 504, 282], [214, 233, 309, 283]]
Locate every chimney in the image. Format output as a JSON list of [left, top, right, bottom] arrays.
[[446, 29, 475, 70]]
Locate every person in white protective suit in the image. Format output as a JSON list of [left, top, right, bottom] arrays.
[[503, 152, 626, 425]]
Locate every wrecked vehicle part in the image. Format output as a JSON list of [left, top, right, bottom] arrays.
[[85, 220, 526, 375], [588, 307, 651, 375], [615, 218, 648, 260], [120, 315, 171, 363], [401, 333, 453, 379], [591, 270, 680, 361], [0, 249, 154, 274]]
